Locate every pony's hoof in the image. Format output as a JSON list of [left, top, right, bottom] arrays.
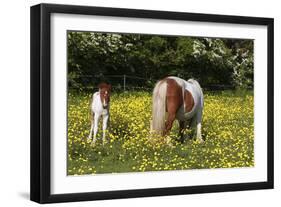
[[102, 140, 108, 146], [198, 139, 204, 144]]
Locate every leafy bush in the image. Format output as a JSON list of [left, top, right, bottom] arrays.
[[68, 32, 254, 90]]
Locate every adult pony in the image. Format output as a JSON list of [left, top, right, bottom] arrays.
[[88, 83, 111, 145], [151, 76, 204, 143]]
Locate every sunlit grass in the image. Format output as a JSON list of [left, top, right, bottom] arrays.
[[67, 90, 254, 175]]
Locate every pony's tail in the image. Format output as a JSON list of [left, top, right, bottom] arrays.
[[151, 80, 167, 135]]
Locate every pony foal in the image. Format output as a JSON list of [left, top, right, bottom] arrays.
[[88, 83, 111, 145]]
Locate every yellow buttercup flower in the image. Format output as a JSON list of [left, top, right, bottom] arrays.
[[67, 91, 254, 175]]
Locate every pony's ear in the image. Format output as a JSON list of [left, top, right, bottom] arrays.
[[98, 83, 102, 89], [98, 83, 105, 90]]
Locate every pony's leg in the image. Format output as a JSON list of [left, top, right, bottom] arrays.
[[92, 113, 100, 144], [102, 114, 109, 145], [165, 113, 176, 135], [195, 110, 204, 143], [180, 120, 193, 142], [179, 120, 188, 142], [196, 122, 203, 142], [189, 117, 196, 138], [164, 112, 176, 145], [88, 115, 94, 140], [178, 120, 184, 142]]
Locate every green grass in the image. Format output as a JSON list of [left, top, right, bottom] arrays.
[[67, 90, 254, 175]]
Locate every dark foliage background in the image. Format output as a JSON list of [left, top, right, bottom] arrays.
[[67, 31, 253, 90]]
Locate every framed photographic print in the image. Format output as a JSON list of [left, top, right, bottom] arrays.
[[30, 3, 274, 203]]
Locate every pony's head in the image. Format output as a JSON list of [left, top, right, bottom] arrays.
[[98, 83, 111, 108]]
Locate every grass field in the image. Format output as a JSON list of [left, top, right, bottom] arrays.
[[67, 90, 254, 175]]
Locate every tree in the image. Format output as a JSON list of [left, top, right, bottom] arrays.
[[67, 32, 254, 90]]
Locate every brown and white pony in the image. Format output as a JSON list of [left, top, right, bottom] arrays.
[[151, 76, 204, 143], [88, 83, 111, 145]]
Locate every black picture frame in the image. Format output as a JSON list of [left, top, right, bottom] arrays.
[[30, 3, 274, 204]]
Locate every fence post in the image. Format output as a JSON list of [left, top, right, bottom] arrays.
[[123, 74, 126, 92]]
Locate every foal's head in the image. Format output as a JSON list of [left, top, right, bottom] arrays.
[[98, 83, 111, 108]]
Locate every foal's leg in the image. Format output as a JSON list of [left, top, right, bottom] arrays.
[[88, 112, 94, 140], [93, 113, 101, 144], [102, 114, 109, 145]]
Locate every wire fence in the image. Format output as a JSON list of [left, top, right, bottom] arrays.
[[68, 74, 238, 92], [68, 74, 156, 92]]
